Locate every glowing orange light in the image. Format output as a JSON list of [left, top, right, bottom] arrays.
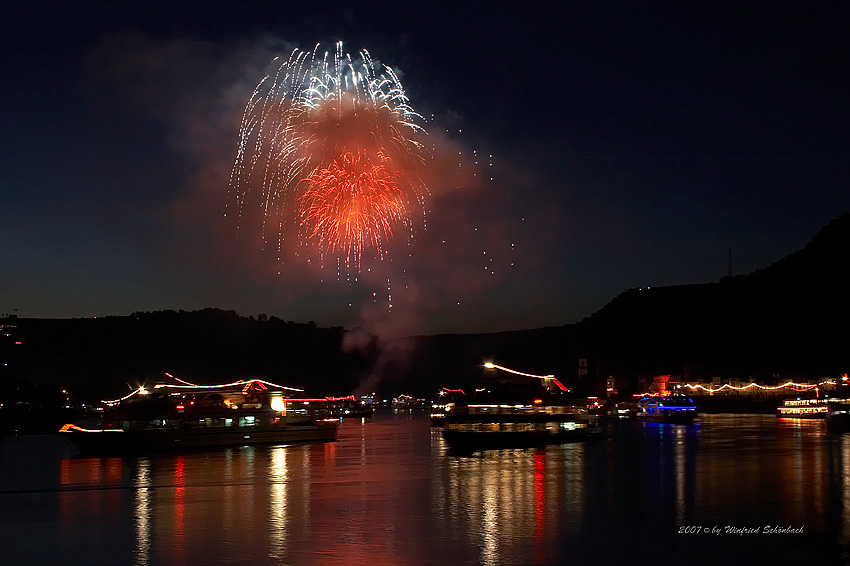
[[442, 387, 466, 395], [484, 362, 553, 379], [484, 362, 569, 391], [154, 378, 303, 392], [59, 423, 124, 433], [101, 386, 149, 406]]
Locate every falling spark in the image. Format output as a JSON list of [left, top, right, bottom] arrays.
[[228, 42, 429, 271]]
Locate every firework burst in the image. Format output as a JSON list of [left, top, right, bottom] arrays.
[[228, 42, 428, 270]]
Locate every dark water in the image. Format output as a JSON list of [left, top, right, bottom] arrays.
[[1, 413, 848, 565]]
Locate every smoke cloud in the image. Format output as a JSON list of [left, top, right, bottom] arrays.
[[84, 33, 533, 339]]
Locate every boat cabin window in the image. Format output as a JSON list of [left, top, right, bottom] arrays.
[[238, 416, 257, 427]]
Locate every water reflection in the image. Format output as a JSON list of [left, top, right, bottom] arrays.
[[4, 415, 850, 564], [841, 435, 850, 549], [438, 442, 587, 565], [134, 458, 151, 566], [268, 446, 288, 559]]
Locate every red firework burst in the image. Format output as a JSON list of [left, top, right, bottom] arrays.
[[299, 151, 408, 267]]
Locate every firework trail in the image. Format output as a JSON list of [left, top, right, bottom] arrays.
[[227, 42, 429, 270]]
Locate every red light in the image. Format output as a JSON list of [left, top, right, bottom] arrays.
[[442, 387, 466, 395], [176, 405, 185, 410], [533, 399, 543, 404]]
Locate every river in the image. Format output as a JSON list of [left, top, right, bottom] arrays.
[[1, 413, 848, 565]]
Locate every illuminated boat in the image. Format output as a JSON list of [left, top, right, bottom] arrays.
[[636, 394, 698, 424], [607, 401, 640, 419], [430, 402, 452, 426], [431, 388, 468, 426], [59, 379, 340, 454], [338, 399, 374, 418], [776, 397, 835, 419], [440, 402, 602, 452], [392, 394, 428, 410], [438, 362, 600, 451]]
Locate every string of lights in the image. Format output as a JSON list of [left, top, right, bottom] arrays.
[[484, 362, 553, 378], [483, 362, 569, 392], [101, 377, 305, 406], [683, 380, 836, 394], [101, 386, 149, 406], [441, 387, 466, 395], [58, 423, 124, 433], [153, 378, 304, 392]]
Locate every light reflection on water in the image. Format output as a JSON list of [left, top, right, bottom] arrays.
[[0, 413, 849, 565]]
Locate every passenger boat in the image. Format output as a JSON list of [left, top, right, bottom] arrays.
[[437, 362, 601, 452], [440, 400, 602, 452], [636, 394, 698, 424], [430, 389, 466, 425], [775, 397, 849, 419], [59, 378, 340, 454], [429, 402, 452, 426]]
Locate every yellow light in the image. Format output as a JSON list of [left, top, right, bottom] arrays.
[[270, 396, 287, 413]]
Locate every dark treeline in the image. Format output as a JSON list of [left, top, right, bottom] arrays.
[[0, 310, 376, 403], [1, 213, 849, 418]]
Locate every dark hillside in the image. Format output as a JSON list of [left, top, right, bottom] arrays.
[[2, 309, 373, 401], [575, 212, 850, 385]]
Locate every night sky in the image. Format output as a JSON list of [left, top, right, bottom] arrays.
[[3, 2, 849, 337]]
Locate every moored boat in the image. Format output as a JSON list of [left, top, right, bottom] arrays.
[[437, 362, 601, 452], [338, 399, 374, 418], [440, 399, 602, 452], [60, 378, 340, 454], [636, 394, 698, 424], [776, 397, 846, 419], [430, 402, 452, 426]]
